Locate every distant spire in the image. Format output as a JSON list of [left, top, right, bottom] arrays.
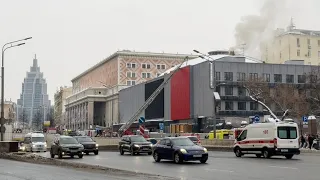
[[33, 54, 38, 67], [287, 17, 295, 31]]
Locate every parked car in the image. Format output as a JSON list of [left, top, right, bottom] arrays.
[[50, 135, 84, 159], [119, 135, 152, 155], [152, 137, 208, 164], [74, 136, 99, 155]]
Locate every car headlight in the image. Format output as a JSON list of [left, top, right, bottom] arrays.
[[134, 144, 139, 148], [96, 144, 99, 147], [32, 144, 36, 147], [149, 144, 153, 147], [180, 149, 187, 154], [203, 148, 208, 153], [21, 146, 25, 151], [44, 144, 47, 148]]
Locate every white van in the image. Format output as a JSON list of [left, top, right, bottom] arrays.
[[23, 132, 47, 152], [233, 121, 300, 159]]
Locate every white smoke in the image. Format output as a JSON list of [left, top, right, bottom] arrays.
[[234, 0, 289, 59]]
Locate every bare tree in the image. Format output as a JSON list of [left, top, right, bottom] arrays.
[[243, 77, 308, 120], [19, 109, 29, 129], [33, 110, 42, 131], [305, 67, 320, 115]]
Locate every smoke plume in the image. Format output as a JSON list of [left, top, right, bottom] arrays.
[[234, 0, 289, 59]]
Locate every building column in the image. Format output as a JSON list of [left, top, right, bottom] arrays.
[[88, 101, 94, 129]]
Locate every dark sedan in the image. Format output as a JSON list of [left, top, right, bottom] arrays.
[[152, 137, 208, 164], [74, 136, 99, 155], [119, 135, 152, 155]]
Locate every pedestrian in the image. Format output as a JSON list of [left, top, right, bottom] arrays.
[[300, 135, 305, 148]]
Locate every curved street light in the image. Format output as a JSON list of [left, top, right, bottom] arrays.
[[1, 37, 32, 141]]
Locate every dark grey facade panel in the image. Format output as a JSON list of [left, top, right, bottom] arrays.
[[145, 79, 164, 119], [191, 62, 214, 118], [119, 84, 145, 123]]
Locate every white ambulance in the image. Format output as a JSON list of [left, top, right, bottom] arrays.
[[233, 121, 300, 159]]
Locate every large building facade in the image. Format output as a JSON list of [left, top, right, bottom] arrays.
[[54, 86, 72, 128], [66, 51, 196, 130], [17, 55, 51, 128], [261, 21, 320, 65], [119, 53, 318, 132]]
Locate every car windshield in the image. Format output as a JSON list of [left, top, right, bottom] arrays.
[[60, 137, 78, 144], [31, 137, 45, 142], [130, 136, 147, 142], [77, 137, 93, 142], [172, 138, 195, 146], [188, 137, 198, 141], [277, 126, 297, 139]]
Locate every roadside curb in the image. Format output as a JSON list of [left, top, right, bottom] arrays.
[[0, 152, 178, 180]]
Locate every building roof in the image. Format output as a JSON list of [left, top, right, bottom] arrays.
[[71, 50, 197, 82], [159, 54, 258, 76]]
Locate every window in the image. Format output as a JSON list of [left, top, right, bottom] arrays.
[[286, 74, 294, 83], [280, 52, 282, 58], [156, 64, 166, 70], [274, 74, 282, 83], [126, 72, 135, 78], [277, 127, 297, 139], [225, 102, 233, 110], [224, 72, 233, 81], [263, 73, 270, 82], [142, 63, 151, 69], [215, 72, 221, 81], [225, 86, 233, 96], [237, 72, 246, 81], [307, 39, 310, 45], [249, 73, 258, 80], [238, 130, 247, 141], [298, 75, 306, 83], [318, 40, 320, 46], [318, 51, 320, 57], [142, 72, 151, 78], [297, 38, 300, 47], [126, 63, 136, 68], [250, 102, 258, 110], [297, 49, 300, 56], [126, 80, 136, 86], [238, 87, 246, 96], [308, 50, 311, 57], [310, 75, 317, 83], [238, 102, 246, 110]]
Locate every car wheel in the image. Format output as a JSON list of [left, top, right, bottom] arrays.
[[58, 150, 63, 159], [153, 151, 161, 162], [234, 147, 242, 157], [130, 148, 135, 156], [50, 150, 55, 158], [285, 154, 293, 159], [119, 148, 124, 155], [200, 158, 208, 164], [94, 151, 99, 155], [148, 152, 152, 155], [263, 148, 271, 159], [256, 154, 262, 158], [78, 153, 83, 159], [174, 153, 183, 164]]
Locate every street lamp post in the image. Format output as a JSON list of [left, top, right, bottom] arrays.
[[1, 37, 32, 141]]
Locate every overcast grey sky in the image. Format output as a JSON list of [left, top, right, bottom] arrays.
[[0, 0, 319, 103]]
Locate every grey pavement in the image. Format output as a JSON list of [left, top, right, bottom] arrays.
[[0, 158, 152, 180], [39, 151, 320, 180]]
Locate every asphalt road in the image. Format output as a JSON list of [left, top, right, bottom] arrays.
[[39, 151, 320, 180], [0, 158, 152, 180]]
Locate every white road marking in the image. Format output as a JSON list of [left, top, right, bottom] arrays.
[[205, 168, 234, 173], [268, 166, 298, 170]]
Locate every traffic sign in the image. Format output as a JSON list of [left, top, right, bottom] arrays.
[[302, 116, 308, 122], [139, 117, 145, 124], [159, 123, 164, 130], [254, 115, 260, 122]]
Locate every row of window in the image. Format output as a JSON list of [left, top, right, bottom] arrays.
[[225, 102, 258, 111], [127, 63, 166, 70], [217, 72, 311, 83], [295, 38, 320, 48], [126, 72, 161, 78]]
